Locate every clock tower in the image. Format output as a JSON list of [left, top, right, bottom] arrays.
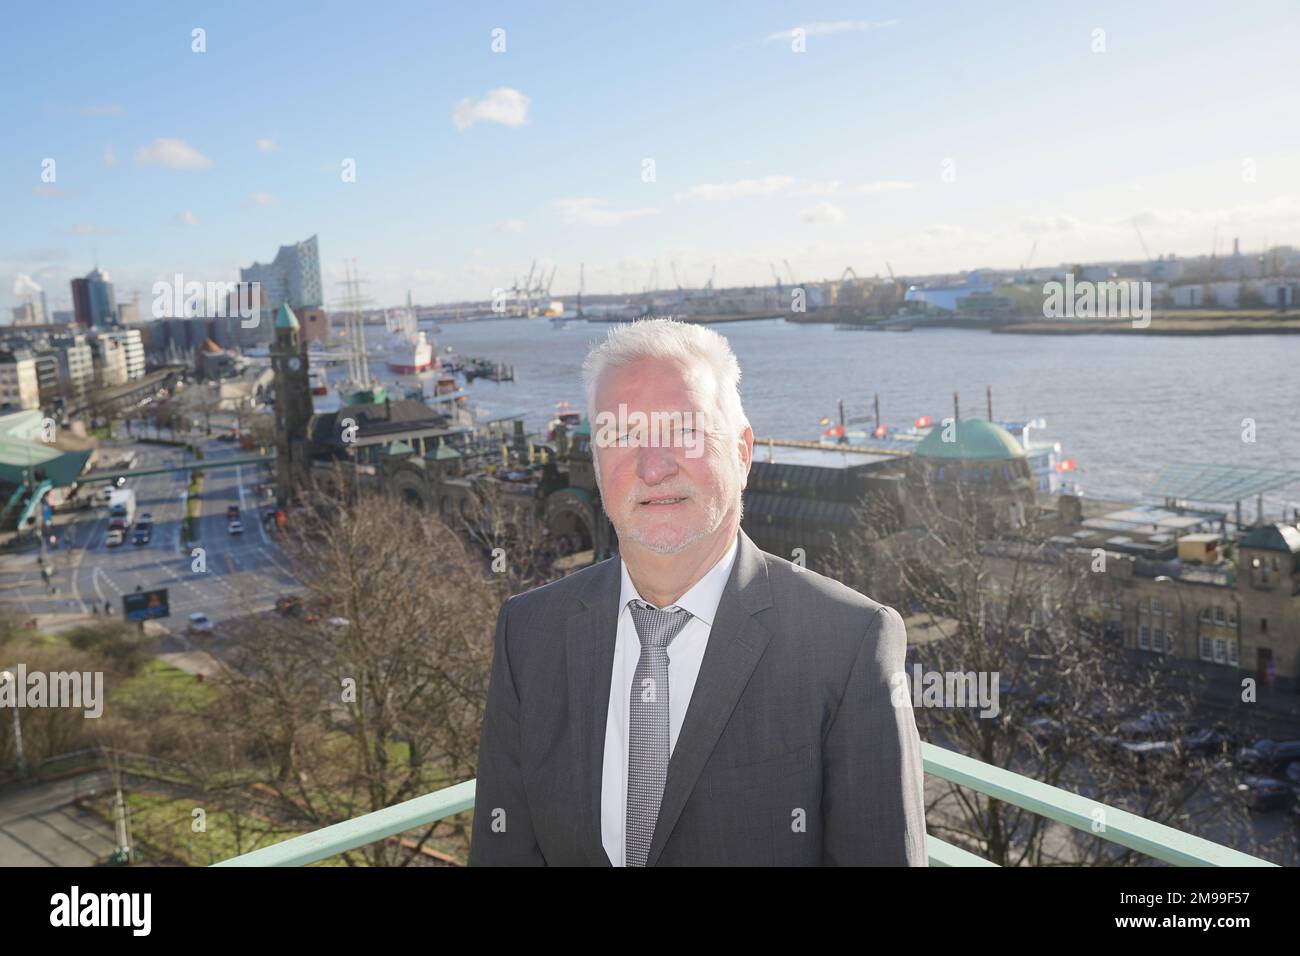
[[271, 303, 314, 504]]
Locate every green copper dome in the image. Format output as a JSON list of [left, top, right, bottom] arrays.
[[1239, 523, 1300, 554], [274, 303, 300, 331], [913, 418, 1025, 461]]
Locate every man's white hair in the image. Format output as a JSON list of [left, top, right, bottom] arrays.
[[581, 318, 749, 441]]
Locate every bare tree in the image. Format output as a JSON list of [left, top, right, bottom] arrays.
[[825, 463, 1261, 865], [193, 479, 502, 865]]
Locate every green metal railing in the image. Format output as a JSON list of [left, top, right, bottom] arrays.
[[215, 742, 1278, 867]]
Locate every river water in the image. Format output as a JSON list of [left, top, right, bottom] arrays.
[[394, 318, 1300, 515]]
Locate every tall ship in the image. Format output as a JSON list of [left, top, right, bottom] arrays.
[[385, 293, 438, 374], [334, 260, 388, 406]]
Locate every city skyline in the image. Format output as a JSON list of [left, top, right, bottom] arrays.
[[6, 1, 1300, 313]]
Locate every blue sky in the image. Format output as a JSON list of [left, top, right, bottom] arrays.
[[5, 1, 1299, 312]]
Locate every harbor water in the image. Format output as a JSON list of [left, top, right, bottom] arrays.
[[389, 318, 1300, 516]]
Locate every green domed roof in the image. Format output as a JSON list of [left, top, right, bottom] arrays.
[[913, 419, 1025, 461], [1240, 523, 1300, 553], [274, 304, 299, 331]]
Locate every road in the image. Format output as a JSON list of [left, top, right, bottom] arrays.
[[1, 434, 300, 639]]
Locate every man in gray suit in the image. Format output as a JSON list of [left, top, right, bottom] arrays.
[[470, 319, 926, 866]]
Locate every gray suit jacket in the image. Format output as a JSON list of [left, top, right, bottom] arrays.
[[468, 527, 927, 866]]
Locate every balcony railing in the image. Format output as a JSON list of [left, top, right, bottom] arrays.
[[214, 742, 1277, 867]]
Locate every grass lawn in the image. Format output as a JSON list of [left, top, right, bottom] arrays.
[[111, 657, 219, 712]]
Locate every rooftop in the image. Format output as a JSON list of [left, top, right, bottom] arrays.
[[913, 418, 1025, 461]]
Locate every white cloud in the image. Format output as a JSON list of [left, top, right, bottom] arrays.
[[495, 219, 528, 234], [134, 138, 212, 170], [553, 197, 659, 226], [13, 274, 42, 297], [924, 224, 963, 239], [256, 137, 279, 153], [1017, 215, 1082, 236], [247, 192, 275, 206], [69, 223, 105, 235], [801, 202, 846, 224], [103, 145, 115, 166], [856, 180, 915, 194], [792, 179, 842, 196], [32, 185, 63, 198], [674, 175, 794, 201], [765, 20, 899, 42], [82, 104, 124, 116], [174, 210, 199, 226], [452, 87, 531, 130], [1132, 196, 1300, 230]]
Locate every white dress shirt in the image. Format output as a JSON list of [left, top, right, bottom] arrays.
[[600, 531, 740, 866]]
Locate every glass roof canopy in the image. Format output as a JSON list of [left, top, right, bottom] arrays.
[[1147, 462, 1300, 504]]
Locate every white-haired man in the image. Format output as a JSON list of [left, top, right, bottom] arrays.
[[470, 318, 926, 866]]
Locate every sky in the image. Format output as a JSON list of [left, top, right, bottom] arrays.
[[4, 0, 1300, 313]]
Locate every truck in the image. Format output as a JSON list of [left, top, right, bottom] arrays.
[[107, 488, 136, 528]]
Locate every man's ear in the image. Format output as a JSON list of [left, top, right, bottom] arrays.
[[738, 423, 754, 490]]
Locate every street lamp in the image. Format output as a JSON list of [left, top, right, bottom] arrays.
[[0, 667, 27, 780]]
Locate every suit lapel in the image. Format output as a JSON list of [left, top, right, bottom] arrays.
[[566, 528, 774, 868], [566, 555, 620, 866], [647, 529, 773, 866]]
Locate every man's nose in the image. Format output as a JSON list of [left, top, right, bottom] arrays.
[[637, 444, 679, 484]]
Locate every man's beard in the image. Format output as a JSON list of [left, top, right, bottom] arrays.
[[617, 471, 739, 556]]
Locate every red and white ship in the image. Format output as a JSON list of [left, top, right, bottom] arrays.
[[384, 294, 439, 374], [386, 328, 437, 373]]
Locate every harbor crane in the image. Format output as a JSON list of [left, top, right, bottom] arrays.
[[1021, 240, 1037, 272], [1132, 221, 1152, 262], [783, 259, 797, 286], [577, 263, 585, 316]]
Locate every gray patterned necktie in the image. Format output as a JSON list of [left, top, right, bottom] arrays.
[[625, 599, 693, 868]]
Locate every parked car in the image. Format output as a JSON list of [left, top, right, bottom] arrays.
[[138, 512, 153, 524], [1115, 710, 1180, 740], [1118, 739, 1181, 772], [1237, 739, 1300, 774], [132, 525, 151, 545], [187, 612, 214, 635], [226, 504, 241, 520], [105, 528, 124, 547], [1182, 725, 1236, 756], [228, 518, 244, 535], [1236, 775, 1292, 812]]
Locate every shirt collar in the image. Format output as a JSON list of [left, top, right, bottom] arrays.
[[618, 530, 739, 628]]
